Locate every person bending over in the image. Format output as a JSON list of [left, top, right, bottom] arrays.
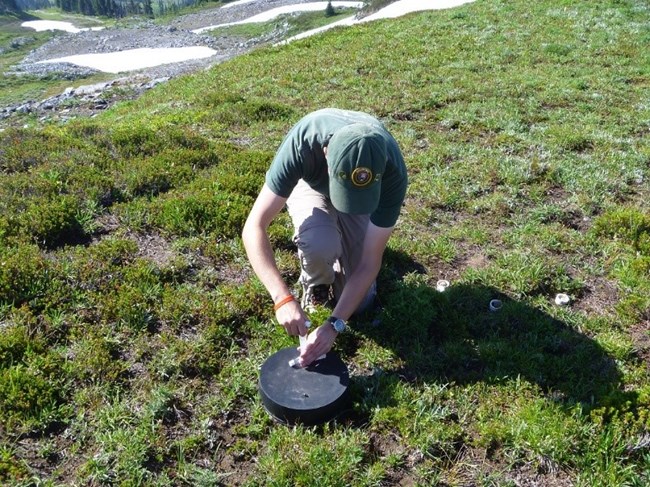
[[242, 108, 408, 366]]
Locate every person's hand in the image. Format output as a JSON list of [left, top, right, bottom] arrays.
[[298, 321, 338, 367], [275, 299, 309, 336]]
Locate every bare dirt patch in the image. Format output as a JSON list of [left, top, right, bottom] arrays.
[[629, 320, 650, 371], [444, 444, 575, 487], [571, 275, 620, 318], [131, 232, 177, 267]]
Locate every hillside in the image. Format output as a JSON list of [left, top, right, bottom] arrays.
[[1, 0, 649, 485], [1, 0, 367, 125]]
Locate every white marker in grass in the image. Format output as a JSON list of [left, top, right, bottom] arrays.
[[555, 293, 570, 306], [436, 279, 450, 292]]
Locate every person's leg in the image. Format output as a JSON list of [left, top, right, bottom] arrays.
[[333, 212, 377, 315], [286, 180, 376, 315], [286, 180, 341, 309]]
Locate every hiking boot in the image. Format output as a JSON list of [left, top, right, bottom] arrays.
[[301, 284, 332, 312]]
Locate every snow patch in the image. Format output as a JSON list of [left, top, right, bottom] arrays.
[[36, 47, 217, 74]]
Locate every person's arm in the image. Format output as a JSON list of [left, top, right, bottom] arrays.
[[298, 221, 394, 365], [242, 183, 309, 336]]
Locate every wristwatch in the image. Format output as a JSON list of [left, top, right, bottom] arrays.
[[327, 316, 347, 333]]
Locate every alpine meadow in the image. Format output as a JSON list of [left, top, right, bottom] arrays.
[[0, 0, 649, 485]]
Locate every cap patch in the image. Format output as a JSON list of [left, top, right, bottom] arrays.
[[351, 167, 373, 187]]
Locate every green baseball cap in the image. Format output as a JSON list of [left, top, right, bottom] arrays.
[[327, 123, 387, 214]]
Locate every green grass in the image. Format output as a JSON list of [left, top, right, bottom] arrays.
[[1, 0, 650, 485]]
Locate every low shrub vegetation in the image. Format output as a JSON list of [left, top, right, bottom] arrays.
[[1, 0, 649, 485]]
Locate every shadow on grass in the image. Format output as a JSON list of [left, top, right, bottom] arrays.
[[339, 250, 626, 419]]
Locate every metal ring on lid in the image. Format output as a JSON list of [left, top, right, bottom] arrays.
[[489, 299, 503, 312]]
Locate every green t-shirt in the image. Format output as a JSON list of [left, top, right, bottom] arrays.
[[266, 108, 408, 228]]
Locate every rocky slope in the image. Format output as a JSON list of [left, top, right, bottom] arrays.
[[1, 0, 344, 126]]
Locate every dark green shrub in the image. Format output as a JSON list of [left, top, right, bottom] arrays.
[[99, 284, 158, 332], [59, 238, 139, 299], [0, 445, 29, 483], [544, 43, 573, 57], [87, 237, 139, 266], [593, 207, 650, 255], [189, 328, 229, 376], [0, 129, 56, 173], [122, 147, 218, 198], [60, 162, 121, 207], [109, 123, 160, 158], [0, 218, 8, 246], [108, 122, 219, 159], [149, 189, 252, 239], [546, 125, 594, 153], [0, 363, 63, 432], [613, 256, 650, 323], [64, 119, 105, 140], [0, 125, 108, 179], [157, 254, 191, 284], [0, 166, 63, 207], [205, 95, 296, 126], [241, 99, 296, 122], [158, 285, 201, 332], [0, 158, 117, 245], [67, 330, 127, 385], [166, 127, 220, 154], [0, 323, 45, 369], [203, 91, 245, 108], [18, 195, 86, 247], [94, 259, 163, 332], [123, 155, 188, 198], [591, 208, 650, 323], [212, 149, 272, 198], [0, 244, 49, 305], [616, 293, 650, 324], [205, 281, 270, 326], [142, 150, 269, 247]]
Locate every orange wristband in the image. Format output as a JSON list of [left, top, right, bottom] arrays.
[[273, 295, 295, 311]]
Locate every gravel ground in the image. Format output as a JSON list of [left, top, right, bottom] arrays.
[[18, 0, 324, 71], [1, 0, 341, 126]]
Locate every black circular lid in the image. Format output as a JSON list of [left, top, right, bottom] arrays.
[[259, 346, 350, 425]]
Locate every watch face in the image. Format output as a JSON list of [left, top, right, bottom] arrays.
[[332, 319, 346, 333]]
